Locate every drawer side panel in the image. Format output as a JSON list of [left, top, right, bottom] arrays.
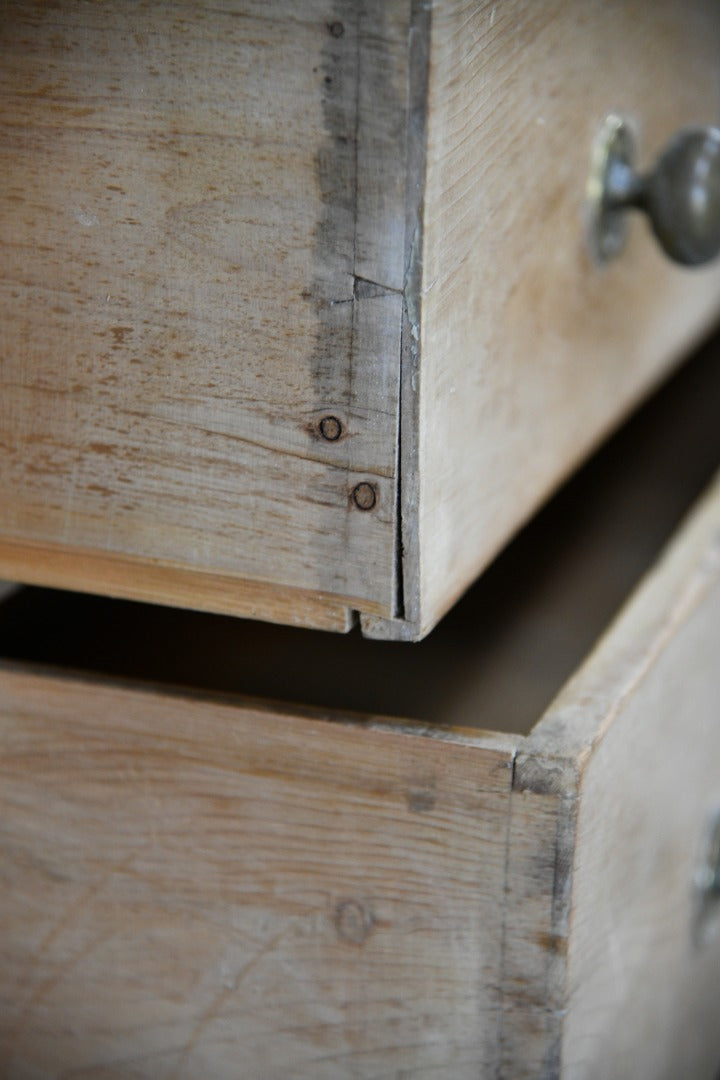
[[0, 1, 410, 627], [0, 670, 515, 1077]]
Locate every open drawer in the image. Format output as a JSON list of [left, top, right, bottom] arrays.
[[2, 1, 720, 640], [2, 337, 720, 1077]]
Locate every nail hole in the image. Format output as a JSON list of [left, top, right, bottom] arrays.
[[319, 415, 343, 442], [351, 482, 377, 511]]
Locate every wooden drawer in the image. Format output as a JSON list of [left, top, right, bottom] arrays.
[[2, 1, 720, 639], [2, 339, 720, 1077]]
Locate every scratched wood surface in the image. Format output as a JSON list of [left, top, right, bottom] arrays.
[[0, 0, 411, 629], [394, 0, 720, 639], [0, 669, 515, 1079]]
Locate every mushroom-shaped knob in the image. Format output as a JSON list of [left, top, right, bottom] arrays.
[[588, 117, 720, 266]]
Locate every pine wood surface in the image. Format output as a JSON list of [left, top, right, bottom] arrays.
[[408, 0, 720, 638], [0, 668, 515, 1078], [0, 0, 410, 627], [4, 2, 720, 637], [0, 534, 358, 631]]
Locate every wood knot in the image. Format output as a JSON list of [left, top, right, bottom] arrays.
[[335, 899, 374, 945]]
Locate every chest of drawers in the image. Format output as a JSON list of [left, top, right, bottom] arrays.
[[2, 3, 720, 1076]]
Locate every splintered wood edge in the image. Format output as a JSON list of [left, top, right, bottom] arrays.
[[0, 537, 389, 633]]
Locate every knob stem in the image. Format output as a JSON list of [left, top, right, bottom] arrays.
[[603, 158, 644, 211]]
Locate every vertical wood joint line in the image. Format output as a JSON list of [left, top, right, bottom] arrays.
[[494, 746, 519, 1077], [395, 0, 433, 623]]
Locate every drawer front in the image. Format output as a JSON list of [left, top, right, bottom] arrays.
[[407, 0, 720, 639], [0, 671, 515, 1079]]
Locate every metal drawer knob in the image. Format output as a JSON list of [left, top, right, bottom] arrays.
[[588, 115, 720, 266], [694, 808, 720, 946]]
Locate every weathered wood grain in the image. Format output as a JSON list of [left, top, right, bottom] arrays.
[[398, 0, 720, 639], [0, 534, 358, 630], [0, 667, 516, 1078], [0, 0, 410, 629]]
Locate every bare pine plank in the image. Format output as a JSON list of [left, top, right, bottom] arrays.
[[0, 535, 359, 630], [0, 668, 515, 1078], [406, 0, 720, 638], [0, 1, 410, 627]]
